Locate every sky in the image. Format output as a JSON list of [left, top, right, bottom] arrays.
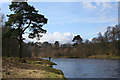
[[1, 1, 118, 44]]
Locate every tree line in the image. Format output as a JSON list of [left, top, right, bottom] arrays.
[[3, 24, 120, 58], [27, 25, 120, 58]]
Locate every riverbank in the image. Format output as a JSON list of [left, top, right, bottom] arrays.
[[88, 54, 120, 60], [2, 57, 66, 79], [40, 55, 120, 60]]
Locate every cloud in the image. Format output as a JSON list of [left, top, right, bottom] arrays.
[[82, 2, 96, 9], [23, 32, 75, 44], [99, 2, 112, 11], [96, 2, 114, 16], [80, 2, 117, 23], [97, 2, 118, 23]]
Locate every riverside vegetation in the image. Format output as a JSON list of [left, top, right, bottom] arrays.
[[2, 57, 66, 79], [2, 25, 120, 59]]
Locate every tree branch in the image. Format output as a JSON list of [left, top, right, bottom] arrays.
[[22, 20, 31, 34]]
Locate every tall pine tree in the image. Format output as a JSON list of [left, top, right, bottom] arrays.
[[5, 2, 48, 58]]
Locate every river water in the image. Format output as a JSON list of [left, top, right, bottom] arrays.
[[49, 58, 118, 78]]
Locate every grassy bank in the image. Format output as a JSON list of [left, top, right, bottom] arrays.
[[2, 57, 66, 79], [88, 54, 120, 60]]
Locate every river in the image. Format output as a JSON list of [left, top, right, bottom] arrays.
[[50, 58, 118, 78]]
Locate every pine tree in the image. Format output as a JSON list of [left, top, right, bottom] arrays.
[[5, 2, 48, 58]]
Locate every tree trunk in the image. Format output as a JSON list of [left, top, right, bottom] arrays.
[[35, 45, 37, 58], [19, 34, 22, 58], [19, 41, 22, 58]]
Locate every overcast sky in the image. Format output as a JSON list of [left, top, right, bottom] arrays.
[[1, 2, 118, 44]]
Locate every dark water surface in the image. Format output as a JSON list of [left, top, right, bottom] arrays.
[[49, 58, 118, 78]]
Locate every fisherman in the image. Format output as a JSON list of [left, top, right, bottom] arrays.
[[48, 57, 51, 61]]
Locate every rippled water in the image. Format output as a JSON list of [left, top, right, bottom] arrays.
[[50, 58, 118, 78]]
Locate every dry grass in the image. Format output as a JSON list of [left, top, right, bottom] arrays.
[[2, 57, 65, 79], [88, 54, 120, 59]]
